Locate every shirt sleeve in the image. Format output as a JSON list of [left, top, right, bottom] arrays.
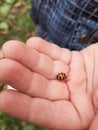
[[30, 0, 98, 50]]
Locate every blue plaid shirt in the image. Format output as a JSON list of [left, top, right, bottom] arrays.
[[31, 0, 98, 50]]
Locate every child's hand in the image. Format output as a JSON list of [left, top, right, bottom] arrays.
[[0, 37, 97, 130]]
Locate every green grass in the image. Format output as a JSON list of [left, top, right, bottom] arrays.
[[0, 0, 36, 47], [0, 1, 48, 130]]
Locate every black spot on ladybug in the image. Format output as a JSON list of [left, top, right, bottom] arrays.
[[56, 73, 66, 81]]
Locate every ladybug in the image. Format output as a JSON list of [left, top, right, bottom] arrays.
[[56, 73, 66, 81]]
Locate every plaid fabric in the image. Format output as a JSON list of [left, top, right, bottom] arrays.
[[31, 0, 98, 50]]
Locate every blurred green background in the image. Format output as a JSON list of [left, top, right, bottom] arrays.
[[0, 0, 48, 130], [0, 0, 36, 47]]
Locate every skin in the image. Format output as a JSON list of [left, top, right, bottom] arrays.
[[0, 37, 98, 130]]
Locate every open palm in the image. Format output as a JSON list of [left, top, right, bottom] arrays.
[[0, 37, 97, 130]]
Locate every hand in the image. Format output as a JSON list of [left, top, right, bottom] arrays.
[[0, 37, 98, 130]]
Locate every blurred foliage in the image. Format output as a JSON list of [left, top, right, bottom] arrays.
[[0, 0, 48, 130], [0, 111, 48, 130], [0, 0, 36, 47]]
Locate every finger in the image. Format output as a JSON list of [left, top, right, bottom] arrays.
[[0, 90, 82, 129], [0, 59, 69, 100], [0, 58, 32, 90], [0, 90, 54, 129], [26, 37, 71, 64], [0, 49, 4, 60], [2, 40, 69, 80]]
